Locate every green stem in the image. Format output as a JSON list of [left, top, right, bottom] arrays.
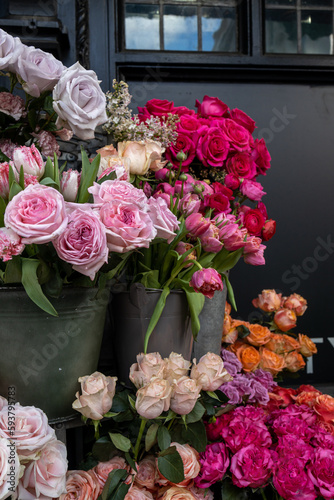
[[134, 418, 147, 462], [92, 420, 100, 440], [175, 160, 183, 183], [260, 488, 267, 500]]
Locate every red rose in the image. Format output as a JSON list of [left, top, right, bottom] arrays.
[[211, 182, 233, 199], [204, 193, 230, 214], [243, 209, 265, 236], [257, 201, 268, 220], [226, 152, 256, 179], [195, 95, 229, 118], [252, 138, 271, 174], [165, 133, 196, 169], [145, 98, 175, 117], [271, 386, 297, 407], [225, 174, 240, 190], [137, 106, 151, 123], [173, 106, 195, 116], [262, 219, 276, 241], [230, 108, 256, 133], [196, 127, 230, 168]]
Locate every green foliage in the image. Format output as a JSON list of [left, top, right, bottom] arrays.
[[157, 447, 185, 484], [76, 148, 100, 203], [181, 421, 207, 453], [21, 258, 58, 316], [98, 469, 130, 500]]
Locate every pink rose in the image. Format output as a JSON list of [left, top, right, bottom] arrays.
[[160, 487, 197, 499], [0, 29, 24, 72], [195, 95, 229, 118], [158, 442, 200, 488], [170, 376, 202, 415], [0, 227, 25, 261], [191, 352, 231, 391], [0, 404, 55, 458], [17, 46, 64, 97], [89, 180, 147, 208], [221, 119, 251, 151], [20, 439, 67, 498], [13, 144, 44, 179], [93, 456, 130, 490], [164, 352, 191, 381], [190, 268, 224, 299], [60, 169, 81, 202], [221, 418, 272, 454], [129, 352, 166, 389], [273, 459, 317, 500], [32, 130, 60, 158], [194, 442, 229, 489], [125, 485, 154, 499], [53, 206, 109, 280], [135, 377, 172, 419], [252, 138, 271, 175], [0, 437, 20, 498], [135, 456, 157, 491], [274, 308, 297, 332], [230, 108, 256, 133], [308, 448, 334, 500], [60, 470, 100, 500], [0, 92, 26, 120], [196, 128, 230, 168], [177, 114, 201, 136], [226, 152, 256, 179], [165, 133, 196, 169], [230, 444, 274, 488], [240, 179, 266, 201], [148, 196, 179, 243], [72, 371, 117, 420], [99, 200, 156, 253], [252, 289, 282, 312], [189, 485, 214, 500]]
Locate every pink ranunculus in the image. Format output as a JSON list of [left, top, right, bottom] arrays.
[[60, 169, 81, 202], [221, 119, 251, 151], [0, 161, 17, 199], [196, 128, 230, 168], [135, 377, 172, 419], [0, 138, 17, 160], [17, 46, 64, 97], [53, 62, 107, 140], [185, 213, 211, 238], [0, 404, 56, 458], [195, 95, 229, 118], [135, 456, 157, 491], [179, 193, 201, 216], [190, 268, 224, 299], [274, 308, 297, 332], [243, 208, 265, 236], [273, 458, 317, 500], [308, 448, 334, 500], [93, 456, 130, 491], [13, 144, 44, 179], [252, 138, 271, 175], [0, 29, 24, 72], [230, 444, 274, 488], [99, 200, 157, 253], [60, 470, 100, 500], [0, 92, 26, 120], [125, 485, 154, 499], [226, 152, 256, 179], [9, 187, 68, 247], [170, 376, 202, 415], [148, 196, 179, 243], [20, 439, 67, 498], [72, 372, 117, 420], [0, 437, 20, 499], [194, 442, 229, 489], [240, 179, 266, 201], [230, 108, 256, 133], [32, 130, 60, 158], [165, 133, 196, 170], [0, 227, 25, 261], [191, 352, 231, 391], [89, 180, 148, 208], [164, 352, 191, 381], [129, 352, 166, 389], [158, 442, 200, 488]]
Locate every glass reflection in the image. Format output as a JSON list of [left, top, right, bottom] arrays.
[[301, 10, 333, 54], [125, 4, 160, 50], [265, 0, 296, 5], [202, 7, 236, 52], [265, 8, 297, 53], [164, 5, 197, 51], [302, 0, 333, 6]]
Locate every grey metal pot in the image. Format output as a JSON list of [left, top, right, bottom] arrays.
[[0, 286, 110, 422]]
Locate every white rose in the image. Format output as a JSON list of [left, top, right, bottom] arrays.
[[0, 29, 24, 72], [53, 62, 108, 140]]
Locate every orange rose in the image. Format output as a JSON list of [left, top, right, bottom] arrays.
[[295, 390, 321, 408], [283, 293, 307, 316], [226, 339, 246, 355], [259, 347, 286, 376], [225, 302, 231, 316], [298, 334, 317, 357], [283, 334, 301, 353], [235, 344, 261, 372], [246, 324, 271, 347], [274, 308, 297, 332], [265, 334, 286, 354], [252, 289, 282, 312], [284, 351, 305, 373], [313, 394, 334, 423]]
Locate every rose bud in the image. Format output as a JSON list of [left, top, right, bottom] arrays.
[[224, 173, 240, 190], [13, 144, 44, 179], [283, 293, 307, 316], [60, 169, 81, 202], [262, 219, 276, 241], [274, 308, 297, 332], [190, 268, 223, 299], [176, 150, 188, 162]]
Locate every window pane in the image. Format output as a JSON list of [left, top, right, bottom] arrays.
[[301, 10, 333, 54], [202, 6, 236, 52], [9, 0, 57, 15], [164, 5, 197, 51], [301, 0, 333, 6], [125, 4, 160, 50], [265, 1, 296, 6], [265, 9, 297, 53]]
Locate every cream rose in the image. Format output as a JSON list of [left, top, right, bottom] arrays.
[[164, 352, 191, 382], [161, 487, 197, 499], [130, 353, 166, 389], [170, 376, 202, 415], [72, 372, 117, 420], [190, 352, 232, 391], [136, 378, 171, 419], [117, 140, 164, 175]]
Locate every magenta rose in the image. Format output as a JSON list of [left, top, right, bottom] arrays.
[[53, 206, 109, 280], [147, 196, 179, 243], [89, 180, 147, 209], [4, 184, 68, 244], [307, 448, 334, 500], [221, 418, 272, 454], [275, 435, 314, 464], [252, 138, 271, 175], [243, 208, 265, 236], [194, 442, 230, 488], [226, 152, 256, 179], [224, 173, 240, 190], [195, 95, 229, 118], [230, 108, 256, 133], [173, 106, 195, 116], [165, 133, 196, 169], [205, 413, 232, 441], [177, 114, 201, 136], [221, 119, 251, 151], [145, 98, 175, 117], [230, 444, 274, 488], [240, 179, 266, 201], [190, 268, 223, 299], [273, 458, 317, 500], [196, 128, 230, 168]]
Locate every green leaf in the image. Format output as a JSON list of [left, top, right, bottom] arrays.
[[43, 95, 54, 115], [221, 477, 249, 500], [100, 469, 130, 500], [43, 157, 55, 181], [53, 153, 60, 187], [0, 151, 10, 162], [27, 109, 37, 131], [8, 181, 23, 201], [103, 412, 119, 418], [213, 247, 243, 274], [125, 452, 137, 472], [21, 259, 58, 316], [128, 395, 136, 410], [180, 285, 205, 341], [157, 426, 171, 451], [145, 423, 159, 452], [39, 177, 60, 189], [108, 433, 132, 453], [143, 286, 170, 354], [206, 391, 220, 401], [76, 149, 100, 203], [157, 449, 184, 484], [139, 270, 161, 289], [92, 436, 116, 462], [3, 256, 22, 283], [0, 197, 6, 226], [181, 421, 207, 453], [185, 401, 205, 424], [222, 273, 237, 311], [19, 166, 25, 190]]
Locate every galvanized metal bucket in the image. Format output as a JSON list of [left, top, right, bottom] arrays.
[[0, 286, 110, 422]]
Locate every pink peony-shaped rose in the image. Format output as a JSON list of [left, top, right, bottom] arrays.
[[230, 444, 274, 488], [148, 196, 179, 243], [194, 442, 229, 489], [32, 130, 60, 158], [308, 448, 334, 500], [0, 92, 26, 120], [125, 485, 154, 499], [0, 227, 25, 261], [72, 371, 117, 420], [205, 413, 232, 442], [170, 376, 202, 415], [195, 95, 229, 118], [190, 268, 224, 299], [19, 439, 67, 498], [13, 144, 44, 179], [0, 437, 20, 499], [53, 206, 109, 280], [273, 458, 317, 500], [60, 169, 81, 202], [130, 352, 166, 389], [136, 377, 172, 419], [0, 404, 55, 458], [196, 128, 230, 168], [89, 180, 148, 208], [240, 179, 266, 201], [60, 470, 100, 500], [275, 434, 314, 464], [221, 417, 272, 454], [135, 456, 157, 492], [53, 62, 107, 140], [93, 456, 130, 491], [164, 352, 191, 381], [0, 29, 24, 72], [190, 352, 231, 391]]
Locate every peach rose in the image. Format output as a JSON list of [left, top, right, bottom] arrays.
[[136, 378, 172, 419], [252, 289, 282, 312], [93, 456, 130, 490], [259, 347, 286, 376], [158, 443, 200, 488], [160, 486, 197, 499], [130, 353, 166, 389], [135, 456, 157, 491], [295, 390, 321, 408], [234, 344, 261, 372], [59, 470, 100, 500], [117, 140, 164, 175], [96, 144, 118, 158], [125, 485, 154, 499], [190, 352, 232, 391], [284, 351, 305, 373], [273, 309, 297, 332], [170, 376, 202, 415], [164, 352, 191, 381], [282, 334, 301, 353], [313, 394, 334, 423], [283, 293, 307, 316], [222, 325, 238, 344], [246, 324, 271, 347], [298, 334, 317, 357], [72, 372, 117, 420], [265, 334, 286, 355], [189, 485, 214, 500]]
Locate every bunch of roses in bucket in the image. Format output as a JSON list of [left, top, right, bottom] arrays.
[[198, 385, 334, 500], [0, 27, 107, 164], [0, 396, 68, 499], [222, 289, 317, 377]]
